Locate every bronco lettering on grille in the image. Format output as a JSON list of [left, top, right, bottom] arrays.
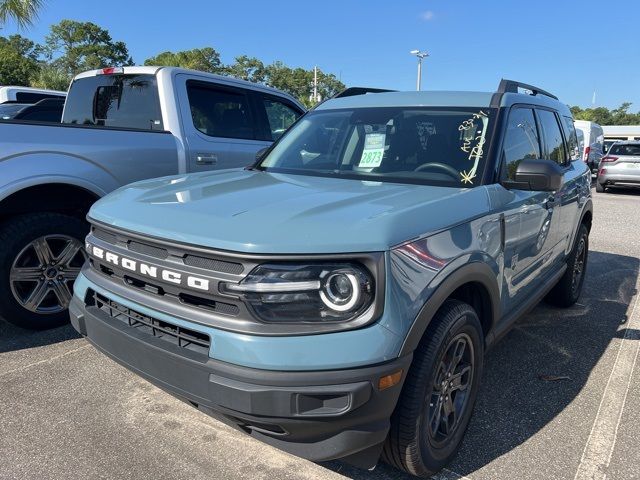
[[87, 242, 211, 292]]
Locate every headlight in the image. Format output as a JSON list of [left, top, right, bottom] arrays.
[[221, 263, 374, 323]]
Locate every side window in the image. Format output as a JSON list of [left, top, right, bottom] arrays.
[[262, 96, 302, 141], [561, 116, 580, 161], [537, 109, 568, 165], [186, 82, 254, 140], [501, 108, 540, 181]]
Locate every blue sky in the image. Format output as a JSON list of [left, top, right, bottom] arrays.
[[2, 0, 639, 108]]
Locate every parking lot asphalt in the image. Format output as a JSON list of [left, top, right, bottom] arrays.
[[2, 188, 640, 480]]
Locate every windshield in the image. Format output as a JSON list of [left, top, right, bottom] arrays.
[[610, 144, 640, 156], [257, 107, 496, 187], [0, 103, 28, 120]]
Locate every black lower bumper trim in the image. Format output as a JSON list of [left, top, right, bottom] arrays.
[[69, 296, 412, 466]]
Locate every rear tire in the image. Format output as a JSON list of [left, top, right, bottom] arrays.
[[595, 182, 605, 193], [382, 300, 483, 477], [546, 224, 589, 308], [0, 213, 88, 330]]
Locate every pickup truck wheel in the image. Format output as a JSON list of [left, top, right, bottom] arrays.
[[546, 224, 589, 308], [0, 213, 88, 330], [383, 300, 483, 477]]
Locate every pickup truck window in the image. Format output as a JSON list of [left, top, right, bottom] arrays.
[[258, 107, 496, 187], [187, 82, 255, 140], [63, 74, 164, 131], [262, 97, 301, 140], [501, 108, 540, 180]]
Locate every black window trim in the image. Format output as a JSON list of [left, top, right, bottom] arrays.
[[186, 79, 258, 141]]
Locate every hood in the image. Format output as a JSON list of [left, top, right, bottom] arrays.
[[89, 169, 492, 254]]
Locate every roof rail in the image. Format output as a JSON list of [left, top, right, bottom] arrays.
[[332, 87, 396, 99], [497, 79, 558, 101]]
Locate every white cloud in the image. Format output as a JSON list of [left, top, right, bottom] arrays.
[[420, 10, 435, 21]]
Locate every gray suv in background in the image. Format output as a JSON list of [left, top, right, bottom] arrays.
[[596, 141, 640, 192]]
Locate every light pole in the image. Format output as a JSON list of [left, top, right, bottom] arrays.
[[410, 50, 429, 91]]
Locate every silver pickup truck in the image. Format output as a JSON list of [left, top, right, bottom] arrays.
[[0, 66, 305, 329]]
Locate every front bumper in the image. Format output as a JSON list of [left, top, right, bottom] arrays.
[[69, 294, 412, 467]]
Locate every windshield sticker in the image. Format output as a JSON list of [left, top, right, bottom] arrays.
[[457, 111, 488, 185], [358, 133, 386, 168], [417, 121, 437, 150]]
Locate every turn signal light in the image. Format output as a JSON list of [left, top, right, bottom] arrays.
[[378, 370, 403, 391]]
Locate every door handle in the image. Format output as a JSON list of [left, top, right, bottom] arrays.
[[195, 153, 217, 165]]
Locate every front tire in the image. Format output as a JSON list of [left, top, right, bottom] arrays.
[[0, 213, 88, 330], [383, 300, 484, 477], [546, 223, 589, 308]]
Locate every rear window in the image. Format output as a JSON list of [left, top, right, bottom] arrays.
[[610, 144, 640, 156], [15, 92, 64, 103], [62, 74, 164, 131]]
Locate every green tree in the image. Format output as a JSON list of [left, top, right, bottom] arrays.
[[0, 34, 41, 85], [571, 103, 640, 125], [30, 63, 69, 91], [44, 20, 133, 78], [224, 55, 266, 83], [264, 62, 345, 107], [144, 48, 222, 73], [0, 0, 43, 28]]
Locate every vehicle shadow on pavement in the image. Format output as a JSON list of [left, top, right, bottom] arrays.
[[0, 320, 80, 353], [328, 250, 638, 479]]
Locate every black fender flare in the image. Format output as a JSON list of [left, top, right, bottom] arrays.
[[399, 262, 501, 356]]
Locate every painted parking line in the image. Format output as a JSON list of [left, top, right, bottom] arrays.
[[574, 286, 640, 480], [432, 468, 472, 480]]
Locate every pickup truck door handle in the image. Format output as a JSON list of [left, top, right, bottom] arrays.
[[195, 153, 217, 165]]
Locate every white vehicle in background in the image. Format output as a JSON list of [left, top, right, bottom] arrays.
[[574, 120, 604, 173], [0, 86, 66, 104], [602, 125, 640, 154]]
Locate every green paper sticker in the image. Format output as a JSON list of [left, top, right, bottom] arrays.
[[358, 133, 386, 168]]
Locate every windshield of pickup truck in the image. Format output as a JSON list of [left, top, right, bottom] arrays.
[[258, 107, 496, 187], [62, 74, 164, 131]]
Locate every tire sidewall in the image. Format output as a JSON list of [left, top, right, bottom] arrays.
[[0, 213, 88, 330], [568, 225, 589, 303], [418, 306, 484, 467]]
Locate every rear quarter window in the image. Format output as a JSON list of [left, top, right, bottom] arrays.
[[62, 74, 164, 131]]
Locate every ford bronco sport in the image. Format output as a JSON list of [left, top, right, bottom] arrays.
[[70, 80, 592, 477]]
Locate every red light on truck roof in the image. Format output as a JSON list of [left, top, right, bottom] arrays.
[[100, 67, 123, 75]]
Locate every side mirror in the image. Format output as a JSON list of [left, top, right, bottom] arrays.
[[503, 158, 563, 192], [255, 147, 269, 162]]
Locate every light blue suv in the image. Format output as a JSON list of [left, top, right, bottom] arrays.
[[70, 80, 593, 477]]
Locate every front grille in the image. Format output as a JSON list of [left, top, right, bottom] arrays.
[[183, 254, 243, 275], [88, 289, 210, 355], [128, 240, 169, 259], [91, 226, 244, 275], [92, 228, 117, 245]]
